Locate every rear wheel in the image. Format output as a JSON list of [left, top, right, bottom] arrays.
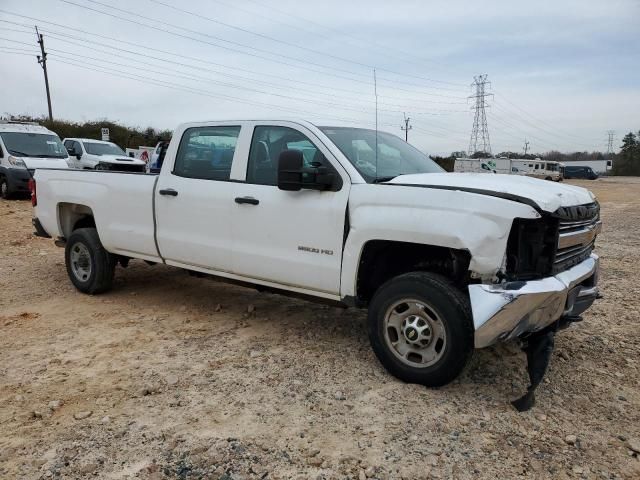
[[367, 272, 474, 387], [65, 228, 116, 294]]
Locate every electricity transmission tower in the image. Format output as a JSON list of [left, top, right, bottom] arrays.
[[523, 139, 530, 156], [606, 130, 615, 154], [401, 113, 412, 142], [468, 74, 493, 157], [35, 26, 53, 121]]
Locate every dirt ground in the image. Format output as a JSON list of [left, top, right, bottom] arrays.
[[1, 177, 639, 480]]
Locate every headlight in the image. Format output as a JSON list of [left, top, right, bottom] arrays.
[[7, 156, 27, 168]]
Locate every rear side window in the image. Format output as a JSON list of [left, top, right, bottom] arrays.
[[173, 126, 241, 181]]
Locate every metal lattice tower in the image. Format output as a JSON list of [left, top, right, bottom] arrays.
[[606, 130, 615, 154], [468, 74, 493, 156]]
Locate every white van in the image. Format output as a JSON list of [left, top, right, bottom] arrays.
[[0, 122, 70, 199], [63, 138, 146, 172]]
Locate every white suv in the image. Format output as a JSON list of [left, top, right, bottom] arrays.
[[63, 138, 146, 172], [0, 121, 69, 199]]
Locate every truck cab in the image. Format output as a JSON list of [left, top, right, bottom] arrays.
[[0, 121, 69, 199]]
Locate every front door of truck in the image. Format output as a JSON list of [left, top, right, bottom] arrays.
[[230, 123, 350, 295], [155, 125, 241, 273]]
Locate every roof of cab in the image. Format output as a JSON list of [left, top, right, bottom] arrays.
[[64, 138, 116, 144], [0, 122, 56, 135]]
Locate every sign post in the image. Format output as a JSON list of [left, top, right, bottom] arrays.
[[101, 127, 109, 141]]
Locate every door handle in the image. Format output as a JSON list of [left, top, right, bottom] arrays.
[[235, 196, 259, 205], [159, 188, 178, 196]]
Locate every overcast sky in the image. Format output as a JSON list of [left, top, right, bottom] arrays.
[[1, 0, 639, 155]]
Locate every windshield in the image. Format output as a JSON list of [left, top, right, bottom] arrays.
[[319, 127, 443, 182], [0, 132, 67, 158], [83, 141, 125, 156]]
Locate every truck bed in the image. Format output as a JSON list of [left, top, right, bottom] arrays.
[[34, 169, 162, 262]]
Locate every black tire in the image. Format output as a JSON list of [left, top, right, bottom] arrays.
[[65, 227, 116, 294], [367, 272, 474, 387], [545, 176, 552, 181], [0, 175, 13, 200]]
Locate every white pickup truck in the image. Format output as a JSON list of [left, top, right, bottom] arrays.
[[31, 120, 601, 392]]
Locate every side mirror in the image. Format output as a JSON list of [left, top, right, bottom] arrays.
[[277, 150, 303, 191], [277, 150, 338, 191], [66, 147, 76, 156], [76, 153, 82, 160]]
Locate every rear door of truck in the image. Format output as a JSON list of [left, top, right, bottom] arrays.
[[154, 122, 244, 273]]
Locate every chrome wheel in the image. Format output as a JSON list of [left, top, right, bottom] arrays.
[[70, 242, 92, 282], [383, 299, 447, 368]]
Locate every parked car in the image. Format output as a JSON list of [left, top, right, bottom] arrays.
[[32, 120, 601, 390], [563, 165, 598, 180], [63, 138, 146, 172], [0, 121, 69, 199]]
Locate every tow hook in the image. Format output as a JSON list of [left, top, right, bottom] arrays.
[[511, 328, 556, 412]]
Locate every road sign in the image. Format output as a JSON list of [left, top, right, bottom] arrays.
[[101, 127, 109, 141]]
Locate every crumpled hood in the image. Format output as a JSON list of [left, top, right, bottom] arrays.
[[22, 157, 70, 169], [388, 172, 595, 212], [98, 154, 146, 165]]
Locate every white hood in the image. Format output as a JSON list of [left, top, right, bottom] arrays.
[[22, 157, 70, 169], [98, 154, 146, 165], [388, 173, 595, 212]]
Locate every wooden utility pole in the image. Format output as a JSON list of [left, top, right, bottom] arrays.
[[401, 112, 412, 142], [36, 26, 53, 121]]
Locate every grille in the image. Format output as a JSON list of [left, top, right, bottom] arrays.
[[552, 202, 600, 274]]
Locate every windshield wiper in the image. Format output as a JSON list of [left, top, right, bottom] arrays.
[[372, 175, 398, 183], [8, 150, 30, 157]]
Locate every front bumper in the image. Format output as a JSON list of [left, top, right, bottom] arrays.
[[470, 253, 599, 348]]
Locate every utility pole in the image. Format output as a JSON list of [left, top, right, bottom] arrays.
[[401, 112, 412, 142], [36, 26, 53, 121], [606, 130, 615, 154], [468, 74, 493, 157], [523, 139, 530, 156]]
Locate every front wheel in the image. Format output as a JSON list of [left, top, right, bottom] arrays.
[[0, 175, 12, 200], [367, 272, 474, 387], [65, 228, 116, 294]]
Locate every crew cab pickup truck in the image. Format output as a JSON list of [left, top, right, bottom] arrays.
[[31, 120, 601, 388]]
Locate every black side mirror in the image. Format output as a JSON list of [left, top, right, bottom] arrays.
[[66, 147, 75, 156], [277, 150, 339, 191], [76, 153, 82, 160], [277, 150, 303, 191]]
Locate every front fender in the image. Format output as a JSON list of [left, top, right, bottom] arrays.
[[340, 184, 540, 298]]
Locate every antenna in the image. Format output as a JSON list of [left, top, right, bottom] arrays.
[[373, 68, 378, 178]]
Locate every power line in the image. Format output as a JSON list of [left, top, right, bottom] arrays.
[[0, 15, 468, 103], [146, 0, 466, 89], [58, 0, 467, 94], [35, 27, 53, 121], [200, 0, 470, 82], [468, 74, 492, 156]]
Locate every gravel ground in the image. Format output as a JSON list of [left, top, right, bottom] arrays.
[[1, 177, 639, 480]]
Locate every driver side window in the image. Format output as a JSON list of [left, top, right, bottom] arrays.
[[246, 126, 326, 186]]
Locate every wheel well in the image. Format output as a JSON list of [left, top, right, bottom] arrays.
[[57, 203, 95, 239], [356, 240, 471, 306]]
